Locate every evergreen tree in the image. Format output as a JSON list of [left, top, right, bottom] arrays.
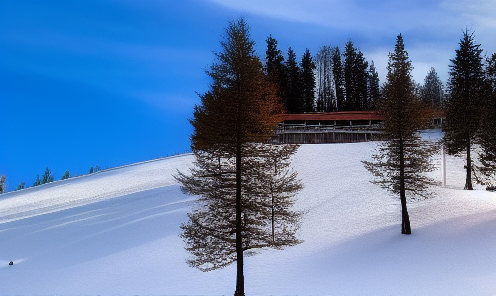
[[344, 40, 369, 110], [443, 30, 486, 190], [61, 170, 70, 180], [421, 67, 444, 109], [333, 46, 345, 111], [0, 175, 6, 193], [300, 48, 316, 112], [363, 34, 437, 235], [265, 35, 287, 109], [356, 50, 369, 110], [344, 40, 356, 111], [42, 167, 54, 184], [175, 19, 300, 296], [367, 61, 381, 110], [285, 47, 303, 113], [476, 53, 496, 188], [33, 174, 41, 187], [16, 182, 25, 190]]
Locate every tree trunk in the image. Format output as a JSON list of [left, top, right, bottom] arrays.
[[465, 138, 473, 190], [400, 196, 411, 235], [235, 140, 244, 296], [399, 138, 412, 234]]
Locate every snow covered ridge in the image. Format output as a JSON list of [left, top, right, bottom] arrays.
[[0, 154, 194, 224], [1, 142, 495, 295]]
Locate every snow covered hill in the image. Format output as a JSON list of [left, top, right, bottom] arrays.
[[1, 139, 495, 295]]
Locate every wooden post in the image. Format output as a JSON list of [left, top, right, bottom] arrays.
[[442, 145, 446, 187]]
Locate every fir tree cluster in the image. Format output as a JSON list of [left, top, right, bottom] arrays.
[[3, 165, 102, 193], [264, 35, 469, 115], [265, 37, 381, 113], [265, 36, 316, 113], [32, 167, 54, 187]]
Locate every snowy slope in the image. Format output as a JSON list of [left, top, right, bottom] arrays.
[[1, 140, 495, 295]]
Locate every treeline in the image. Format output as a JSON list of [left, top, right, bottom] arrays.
[[1, 151, 189, 194], [0, 165, 102, 193], [264, 36, 380, 113], [264, 36, 449, 114]]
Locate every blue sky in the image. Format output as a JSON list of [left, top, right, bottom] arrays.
[[1, 0, 495, 190]]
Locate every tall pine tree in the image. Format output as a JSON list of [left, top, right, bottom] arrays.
[[175, 19, 301, 296], [344, 40, 369, 110], [301, 48, 316, 112], [363, 34, 436, 235], [443, 30, 486, 190], [333, 46, 345, 111], [344, 40, 356, 111], [265, 35, 287, 110], [285, 47, 303, 113], [356, 50, 369, 110], [367, 61, 381, 110], [476, 53, 496, 189]]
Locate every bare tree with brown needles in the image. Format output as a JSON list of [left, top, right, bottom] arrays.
[[175, 18, 302, 296]]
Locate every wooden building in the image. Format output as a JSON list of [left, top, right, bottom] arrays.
[[273, 111, 384, 144], [273, 110, 445, 144], [279, 111, 384, 127]]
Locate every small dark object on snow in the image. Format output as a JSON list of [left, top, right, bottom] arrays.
[[487, 185, 496, 192], [9, 261, 13, 266]]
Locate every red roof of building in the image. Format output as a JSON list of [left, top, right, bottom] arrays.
[[279, 111, 385, 122]]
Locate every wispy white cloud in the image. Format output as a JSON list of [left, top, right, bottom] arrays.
[[3, 27, 209, 64], [209, 0, 438, 32], [209, 0, 496, 84], [209, 0, 496, 33], [2, 25, 209, 110]]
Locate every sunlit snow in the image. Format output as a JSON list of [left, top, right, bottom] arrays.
[[1, 135, 495, 295]]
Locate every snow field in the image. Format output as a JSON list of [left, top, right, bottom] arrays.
[[0, 140, 495, 295]]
